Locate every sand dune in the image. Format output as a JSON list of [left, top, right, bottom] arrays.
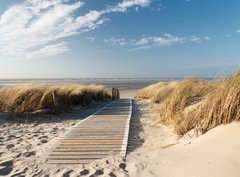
[[127, 100, 240, 177], [128, 122, 240, 177]]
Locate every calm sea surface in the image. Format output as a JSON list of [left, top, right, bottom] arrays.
[[0, 78, 181, 90]]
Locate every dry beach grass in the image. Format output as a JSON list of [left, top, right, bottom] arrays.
[[136, 72, 240, 136], [0, 84, 111, 114]]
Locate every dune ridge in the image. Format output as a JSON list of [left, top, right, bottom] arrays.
[[136, 72, 240, 136]]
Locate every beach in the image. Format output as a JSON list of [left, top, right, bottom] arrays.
[[0, 85, 139, 176], [1, 84, 240, 177], [1, 0, 239, 176]]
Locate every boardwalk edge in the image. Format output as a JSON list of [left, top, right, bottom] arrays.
[[120, 99, 132, 157]]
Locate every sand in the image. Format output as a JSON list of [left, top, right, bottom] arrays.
[[1, 89, 240, 176], [0, 101, 120, 176], [126, 100, 240, 177]]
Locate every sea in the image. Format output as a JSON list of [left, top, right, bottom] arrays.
[[0, 78, 181, 90]]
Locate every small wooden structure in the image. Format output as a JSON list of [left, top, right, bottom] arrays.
[[112, 88, 120, 100]]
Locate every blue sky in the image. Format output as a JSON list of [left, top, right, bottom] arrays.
[[0, 0, 239, 78]]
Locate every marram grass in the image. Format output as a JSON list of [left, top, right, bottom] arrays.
[[0, 84, 111, 114], [136, 73, 240, 136]]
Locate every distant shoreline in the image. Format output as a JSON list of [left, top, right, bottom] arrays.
[[0, 78, 215, 90]]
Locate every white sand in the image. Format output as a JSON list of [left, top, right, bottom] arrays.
[[0, 101, 126, 176], [1, 90, 240, 177], [127, 100, 240, 177]]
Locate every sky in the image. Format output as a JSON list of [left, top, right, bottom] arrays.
[[0, 0, 239, 78]]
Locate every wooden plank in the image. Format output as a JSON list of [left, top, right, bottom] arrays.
[[52, 151, 121, 154], [49, 154, 108, 159], [51, 151, 120, 155], [60, 137, 124, 140], [61, 136, 124, 138], [55, 145, 122, 149], [59, 142, 124, 145], [46, 99, 132, 165], [48, 160, 94, 164]]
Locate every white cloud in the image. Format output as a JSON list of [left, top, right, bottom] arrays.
[[0, 0, 152, 59], [108, 0, 151, 12], [191, 36, 201, 42], [152, 33, 184, 45], [135, 37, 150, 46], [104, 38, 128, 46], [190, 36, 211, 43], [105, 33, 212, 50], [104, 33, 184, 49], [26, 42, 70, 59]]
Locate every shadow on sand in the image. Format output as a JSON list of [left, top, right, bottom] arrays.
[[127, 100, 144, 154]]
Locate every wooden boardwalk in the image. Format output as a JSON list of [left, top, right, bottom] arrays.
[[47, 99, 132, 164]]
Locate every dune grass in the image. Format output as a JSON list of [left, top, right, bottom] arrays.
[[158, 79, 218, 135], [0, 84, 111, 114], [136, 81, 179, 103], [192, 72, 240, 134], [136, 76, 231, 136]]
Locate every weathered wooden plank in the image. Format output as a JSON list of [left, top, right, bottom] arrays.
[[48, 160, 94, 164], [48, 155, 107, 159], [51, 151, 120, 155], [55, 145, 122, 148], [46, 99, 132, 165], [59, 142, 124, 145], [60, 137, 124, 140], [50, 150, 120, 157]]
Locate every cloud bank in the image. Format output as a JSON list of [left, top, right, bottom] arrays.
[[0, 0, 151, 59]]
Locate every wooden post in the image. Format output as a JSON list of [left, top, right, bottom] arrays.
[[112, 88, 120, 100]]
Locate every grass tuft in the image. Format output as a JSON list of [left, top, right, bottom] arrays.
[[136, 77, 223, 136], [192, 72, 240, 134], [0, 84, 111, 114]]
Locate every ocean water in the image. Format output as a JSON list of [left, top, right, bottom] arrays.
[[0, 78, 180, 90]]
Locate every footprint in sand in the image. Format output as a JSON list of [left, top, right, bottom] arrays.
[[109, 172, 117, 177], [40, 136, 48, 139], [79, 169, 89, 176], [95, 169, 104, 176], [6, 144, 14, 149], [62, 170, 73, 177], [8, 135, 16, 139], [0, 158, 14, 166], [53, 127, 59, 131], [6, 135, 16, 141], [119, 163, 127, 170], [23, 151, 36, 157], [40, 139, 48, 144], [0, 166, 13, 176]]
